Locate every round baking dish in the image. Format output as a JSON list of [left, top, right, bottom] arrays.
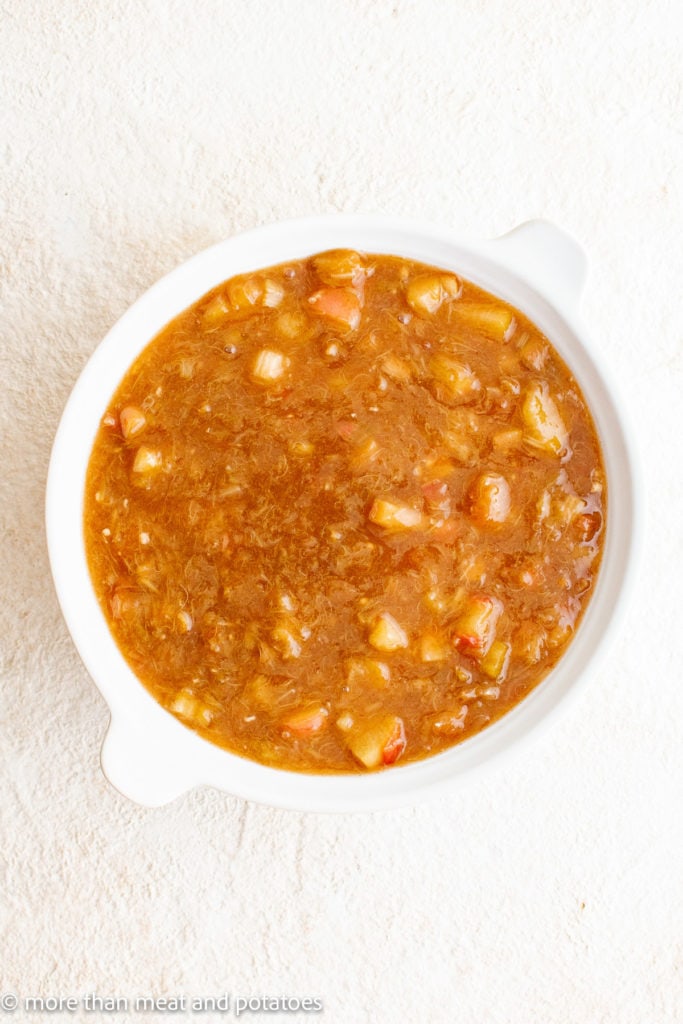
[[46, 215, 641, 811]]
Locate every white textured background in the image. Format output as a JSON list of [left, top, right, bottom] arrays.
[[1, 1, 682, 1022]]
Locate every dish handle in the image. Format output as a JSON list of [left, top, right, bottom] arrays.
[[488, 219, 588, 313], [100, 717, 196, 807]]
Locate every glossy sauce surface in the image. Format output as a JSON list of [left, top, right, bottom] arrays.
[[84, 250, 605, 772]]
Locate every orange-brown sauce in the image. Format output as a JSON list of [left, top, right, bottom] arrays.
[[84, 250, 605, 772]]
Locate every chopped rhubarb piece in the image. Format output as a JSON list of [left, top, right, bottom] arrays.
[[381, 718, 407, 765], [452, 594, 503, 657], [308, 287, 361, 330], [479, 639, 511, 680], [347, 715, 406, 768], [336, 419, 359, 441], [282, 705, 329, 735]]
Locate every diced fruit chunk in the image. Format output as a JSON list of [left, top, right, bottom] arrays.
[[381, 353, 414, 383], [422, 479, 451, 518], [577, 511, 602, 542], [119, 405, 147, 440], [244, 674, 294, 709], [252, 349, 289, 382], [492, 428, 523, 451], [442, 430, 477, 464], [419, 631, 450, 662], [521, 383, 569, 456], [132, 446, 162, 474], [345, 657, 391, 689], [429, 354, 480, 403], [346, 715, 406, 768], [202, 293, 231, 325], [282, 705, 328, 735], [455, 304, 515, 340], [228, 275, 264, 309], [468, 472, 511, 525], [519, 335, 548, 370], [369, 497, 425, 531], [308, 287, 361, 330], [289, 439, 315, 456], [271, 615, 308, 660], [368, 612, 409, 651], [178, 357, 195, 379], [272, 623, 302, 659], [313, 249, 366, 286], [559, 492, 587, 523], [514, 622, 547, 665], [176, 610, 193, 633], [423, 585, 465, 617], [426, 707, 468, 736], [261, 278, 285, 307], [479, 639, 511, 680], [421, 457, 457, 481], [352, 437, 380, 467], [335, 711, 354, 732], [277, 311, 307, 338], [170, 688, 214, 726], [406, 273, 461, 316], [205, 275, 283, 316], [109, 586, 150, 622], [452, 594, 503, 656]]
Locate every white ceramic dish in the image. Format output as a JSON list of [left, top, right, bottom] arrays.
[[46, 215, 641, 811]]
